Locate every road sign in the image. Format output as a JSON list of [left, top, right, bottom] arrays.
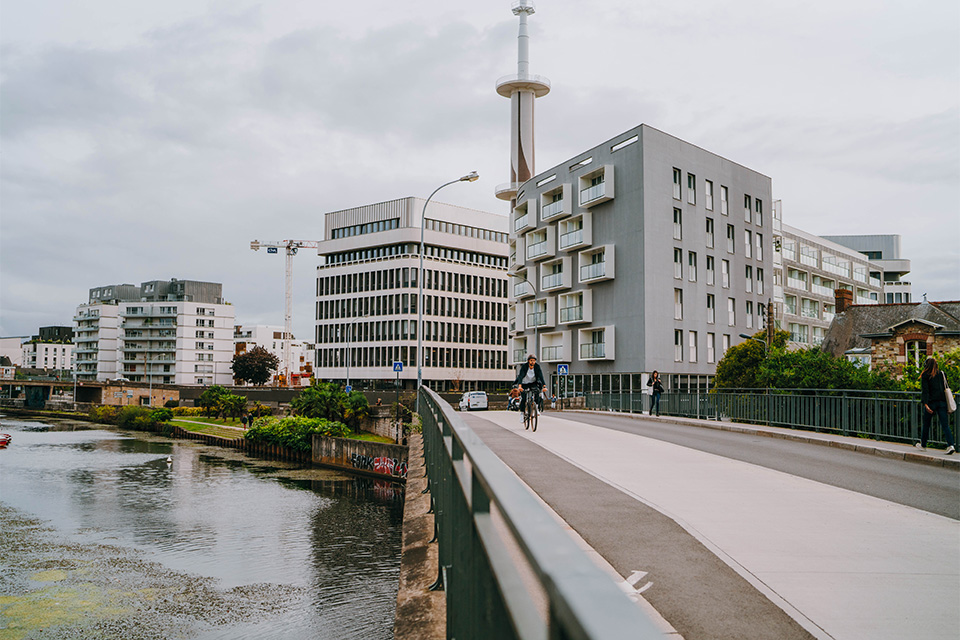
[[558, 364, 569, 375], [345, 385, 352, 393], [393, 361, 403, 372], [267, 247, 278, 253]]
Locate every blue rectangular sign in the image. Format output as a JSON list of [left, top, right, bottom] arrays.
[[393, 362, 403, 372], [267, 247, 278, 254], [557, 364, 569, 375]]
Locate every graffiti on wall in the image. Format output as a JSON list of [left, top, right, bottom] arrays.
[[350, 453, 408, 479]]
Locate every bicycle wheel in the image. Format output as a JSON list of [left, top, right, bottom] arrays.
[[524, 403, 531, 430], [532, 408, 538, 432]]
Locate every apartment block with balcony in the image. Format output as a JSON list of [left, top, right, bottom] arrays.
[[234, 324, 315, 386], [509, 124, 773, 395], [73, 279, 235, 385], [315, 197, 513, 392], [771, 218, 904, 349]]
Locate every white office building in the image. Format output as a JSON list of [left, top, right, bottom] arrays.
[[315, 197, 513, 391]]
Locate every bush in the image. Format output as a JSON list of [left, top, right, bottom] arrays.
[[244, 416, 350, 451], [89, 405, 119, 424], [117, 406, 151, 428], [171, 406, 206, 416], [150, 407, 174, 422], [164, 399, 180, 408]]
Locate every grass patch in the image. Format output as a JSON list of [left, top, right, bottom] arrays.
[[169, 420, 245, 440], [171, 416, 248, 427], [349, 432, 395, 444]]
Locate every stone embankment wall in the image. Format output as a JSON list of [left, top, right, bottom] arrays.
[[312, 435, 409, 481]]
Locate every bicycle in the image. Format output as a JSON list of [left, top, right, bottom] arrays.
[[522, 387, 540, 432]]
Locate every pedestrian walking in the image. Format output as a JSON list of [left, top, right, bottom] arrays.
[[647, 371, 664, 416], [915, 357, 956, 454]]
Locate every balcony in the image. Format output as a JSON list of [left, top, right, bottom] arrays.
[[811, 284, 834, 297], [559, 305, 583, 323], [822, 261, 850, 277], [823, 312, 835, 323], [527, 312, 547, 327], [799, 253, 818, 267], [801, 308, 819, 319], [580, 342, 606, 359], [870, 277, 882, 288], [579, 183, 606, 205], [541, 272, 564, 290], [580, 262, 606, 281], [541, 345, 564, 361], [787, 277, 807, 291], [542, 199, 564, 219], [513, 348, 528, 364], [559, 228, 583, 251], [578, 165, 614, 208], [527, 240, 548, 260], [514, 213, 530, 233], [514, 281, 534, 299]]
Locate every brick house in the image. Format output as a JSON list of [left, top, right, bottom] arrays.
[[821, 293, 960, 376]]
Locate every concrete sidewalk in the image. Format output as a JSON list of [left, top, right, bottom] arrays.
[[465, 410, 960, 640]]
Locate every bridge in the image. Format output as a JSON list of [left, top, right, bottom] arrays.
[[415, 388, 959, 640]]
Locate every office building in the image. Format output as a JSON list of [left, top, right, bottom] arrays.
[[508, 124, 774, 394], [314, 197, 512, 391]]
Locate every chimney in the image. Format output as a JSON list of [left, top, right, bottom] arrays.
[[835, 288, 853, 313]]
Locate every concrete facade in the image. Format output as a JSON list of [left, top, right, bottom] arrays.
[[509, 124, 773, 393], [314, 197, 513, 392], [21, 341, 74, 372]]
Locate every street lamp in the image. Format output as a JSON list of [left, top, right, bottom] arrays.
[[739, 333, 768, 354], [416, 172, 480, 408]]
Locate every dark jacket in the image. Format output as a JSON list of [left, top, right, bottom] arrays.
[[921, 371, 947, 406], [515, 362, 545, 388], [647, 376, 664, 394]]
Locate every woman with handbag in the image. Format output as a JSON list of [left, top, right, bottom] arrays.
[[915, 357, 956, 454]]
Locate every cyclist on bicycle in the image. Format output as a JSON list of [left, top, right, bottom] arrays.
[[514, 354, 546, 419]]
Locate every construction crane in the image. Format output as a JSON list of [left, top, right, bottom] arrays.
[[250, 239, 320, 386]]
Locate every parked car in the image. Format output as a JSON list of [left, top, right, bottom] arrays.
[[458, 391, 488, 411]]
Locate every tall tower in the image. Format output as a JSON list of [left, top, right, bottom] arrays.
[[495, 1, 550, 207]]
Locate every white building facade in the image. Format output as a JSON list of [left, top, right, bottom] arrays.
[[315, 197, 513, 391], [74, 279, 235, 385], [22, 341, 74, 372]]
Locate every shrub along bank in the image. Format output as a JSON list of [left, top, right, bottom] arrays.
[[244, 416, 350, 452]]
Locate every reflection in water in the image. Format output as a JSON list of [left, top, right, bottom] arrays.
[[0, 416, 404, 639]]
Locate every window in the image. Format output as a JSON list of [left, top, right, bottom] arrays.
[[705, 218, 715, 248], [722, 334, 730, 354], [688, 252, 697, 282], [756, 233, 763, 261], [728, 298, 736, 326], [673, 168, 682, 200], [755, 199, 763, 226], [757, 268, 764, 295], [687, 174, 696, 205], [726, 225, 735, 253], [705, 180, 714, 210], [707, 294, 715, 324], [689, 331, 698, 362], [745, 265, 753, 293], [674, 208, 682, 240], [674, 248, 683, 279], [720, 186, 729, 215], [746, 301, 754, 328], [744, 195, 752, 223], [675, 289, 684, 320], [744, 230, 752, 258], [707, 333, 716, 364], [675, 330, 683, 362], [706, 255, 715, 286], [722, 260, 730, 288]]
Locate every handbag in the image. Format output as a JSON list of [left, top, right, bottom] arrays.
[[944, 373, 957, 414]]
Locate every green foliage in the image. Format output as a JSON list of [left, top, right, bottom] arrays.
[[198, 385, 227, 417], [899, 349, 960, 392], [89, 405, 119, 424], [244, 416, 350, 451], [714, 330, 789, 390], [291, 383, 346, 422], [116, 406, 151, 428], [757, 347, 900, 391], [217, 393, 246, 420], [171, 406, 206, 416], [232, 346, 280, 386], [343, 391, 370, 430], [149, 407, 174, 422], [164, 399, 179, 408]]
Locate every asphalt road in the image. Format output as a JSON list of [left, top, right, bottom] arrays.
[[552, 411, 960, 520]]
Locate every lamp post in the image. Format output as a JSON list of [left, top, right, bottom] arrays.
[[739, 333, 768, 354], [416, 172, 480, 410], [507, 270, 539, 361]]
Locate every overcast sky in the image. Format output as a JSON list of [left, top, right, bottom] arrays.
[[2, 0, 958, 341]]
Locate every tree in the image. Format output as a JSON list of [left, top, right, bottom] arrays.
[[757, 347, 899, 391], [232, 346, 280, 386], [899, 348, 960, 392], [291, 383, 345, 422], [343, 391, 370, 431], [198, 385, 228, 417], [713, 330, 789, 390], [217, 393, 247, 420]]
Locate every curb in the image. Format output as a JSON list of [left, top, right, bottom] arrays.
[[560, 409, 960, 471]]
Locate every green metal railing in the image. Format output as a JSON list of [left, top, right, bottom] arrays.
[[418, 387, 663, 640], [584, 389, 958, 447]]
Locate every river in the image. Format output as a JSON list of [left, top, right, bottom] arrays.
[[0, 414, 404, 640]]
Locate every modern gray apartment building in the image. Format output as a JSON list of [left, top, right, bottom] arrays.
[[508, 124, 773, 394], [314, 197, 513, 391]]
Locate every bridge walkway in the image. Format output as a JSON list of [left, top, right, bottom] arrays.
[[460, 410, 959, 640]]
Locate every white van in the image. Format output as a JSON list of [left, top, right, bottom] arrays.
[[458, 391, 488, 411]]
